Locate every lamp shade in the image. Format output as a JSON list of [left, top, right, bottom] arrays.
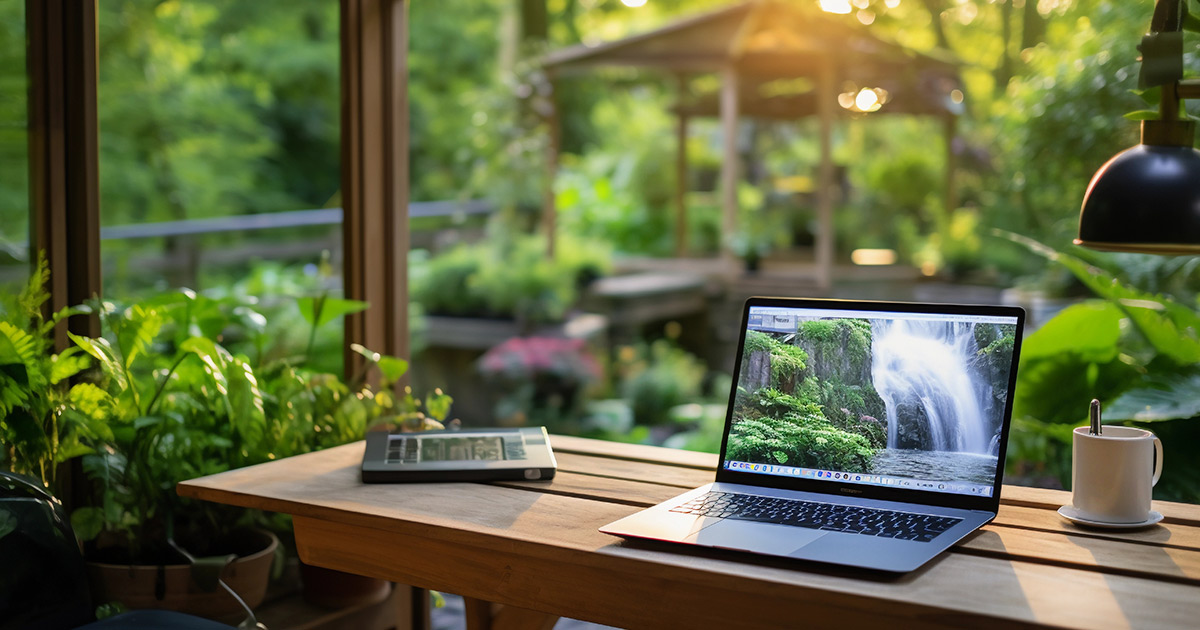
[[1076, 143, 1200, 254]]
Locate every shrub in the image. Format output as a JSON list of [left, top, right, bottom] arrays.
[[727, 415, 874, 471]]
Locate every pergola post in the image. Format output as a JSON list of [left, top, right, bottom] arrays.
[[543, 75, 560, 258], [943, 115, 959, 216], [341, 0, 411, 379], [720, 66, 740, 268], [815, 59, 836, 289], [674, 81, 690, 257]]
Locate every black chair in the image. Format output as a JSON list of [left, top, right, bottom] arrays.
[[0, 471, 250, 630]]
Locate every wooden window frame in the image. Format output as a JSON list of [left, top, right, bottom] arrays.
[[341, 0, 411, 377], [27, 0, 410, 375], [27, 0, 101, 343]]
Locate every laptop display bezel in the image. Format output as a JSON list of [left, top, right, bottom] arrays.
[[714, 296, 1025, 514]]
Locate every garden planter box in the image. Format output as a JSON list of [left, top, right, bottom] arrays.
[[87, 529, 278, 624]]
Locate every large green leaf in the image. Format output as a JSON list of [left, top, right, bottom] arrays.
[[1105, 373, 1200, 422], [116, 305, 164, 369], [69, 334, 125, 386], [1020, 301, 1123, 363], [1007, 233, 1200, 364], [54, 436, 95, 463], [0, 373, 28, 416], [70, 506, 105, 542], [179, 337, 236, 418], [424, 390, 452, 421], [226, 356, 266, 447], [297, 296, 369, 329], [50, 347, 90, 385], [68, 382, 115, 423], [351, 343, 409, 384], [0, 321, 40, 388]]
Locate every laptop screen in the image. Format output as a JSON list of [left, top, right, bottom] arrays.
[[721, 302, 1021, 498]]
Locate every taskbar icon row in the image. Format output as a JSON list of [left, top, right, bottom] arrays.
[[724, 460, 993, 497]]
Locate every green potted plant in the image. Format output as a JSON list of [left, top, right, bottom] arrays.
[[1, 255, 455, 620], [63, 291, 282, 621], [64, 288, 454, 618], [0, 257, 94, 495]]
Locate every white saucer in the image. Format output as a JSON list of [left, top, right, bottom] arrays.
[[1058, 505, 1164, 529]]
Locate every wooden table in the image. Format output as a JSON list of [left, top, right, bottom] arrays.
[[178, 435, 1200, 630]]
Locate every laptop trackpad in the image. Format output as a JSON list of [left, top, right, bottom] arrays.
[[685, 520, 827, 556]]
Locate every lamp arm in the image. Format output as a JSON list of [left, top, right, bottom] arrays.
[[1138, 0, 1192, 140], [1150, 0, 1184, 33]]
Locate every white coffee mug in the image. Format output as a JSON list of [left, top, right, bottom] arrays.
[[1072, 426, 1163, 523]]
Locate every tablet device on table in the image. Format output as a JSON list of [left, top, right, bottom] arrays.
[[361, 426, 557, 483]]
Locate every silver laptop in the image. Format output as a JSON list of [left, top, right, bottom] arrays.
[[601, 297, 1025, 572]]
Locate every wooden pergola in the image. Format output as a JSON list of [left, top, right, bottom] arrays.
[[542, 0, 962, 287]]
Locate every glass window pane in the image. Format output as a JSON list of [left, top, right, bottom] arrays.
[[0, 0, 27, 297], [97, 0, 342, 370]]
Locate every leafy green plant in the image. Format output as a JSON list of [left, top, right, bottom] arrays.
[[0, 257, 95, 492], [55, 288, 451, 562], [1006, 234, 1200, 502]]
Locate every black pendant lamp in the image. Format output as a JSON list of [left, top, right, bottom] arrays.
[[1076, 0, 1200, 254]]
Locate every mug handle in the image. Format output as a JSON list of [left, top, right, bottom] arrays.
[[1152, 436, 1164, 486]]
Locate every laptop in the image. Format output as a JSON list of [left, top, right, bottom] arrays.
[[600, 297, 1025, 573]]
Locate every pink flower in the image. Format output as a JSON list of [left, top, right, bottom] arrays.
[[478, 336, 600, 384]]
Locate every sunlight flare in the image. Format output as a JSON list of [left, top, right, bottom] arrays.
[[819, 0, 853, 14]]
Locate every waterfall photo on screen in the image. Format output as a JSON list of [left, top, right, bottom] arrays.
[[727, 316, 1017, 484]]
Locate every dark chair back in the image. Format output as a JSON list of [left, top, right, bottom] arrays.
[[0, 471, 94, 630]]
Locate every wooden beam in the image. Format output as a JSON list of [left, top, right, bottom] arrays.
[[944, 115, 959, 216], [27, 0, 101, 344], [815, 58, 836, 290], [719, 66, 739, 267], [340, 0, 410, 378], [674, 75, 689, 257], [543, 76, 560, 259]]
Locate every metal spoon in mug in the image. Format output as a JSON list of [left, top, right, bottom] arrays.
[[1090, 398, 1102, 436]]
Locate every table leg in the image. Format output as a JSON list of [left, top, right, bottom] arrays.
[[394, 584, 432, 630], [463, 597, 559, 630]]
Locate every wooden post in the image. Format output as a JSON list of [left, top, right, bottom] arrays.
[[674, 87, 689, 258], [815, 59, 836, 289], [944, 115, 959, 216], [543, 75, 560, 259], [719, 66, 740, 267], [340, 0, 410, 379], [27, 0, 101, 344]]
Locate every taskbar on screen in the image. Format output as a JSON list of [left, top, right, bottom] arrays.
[[724, 460, 993, 497]]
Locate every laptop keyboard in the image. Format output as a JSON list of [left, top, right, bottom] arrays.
[[671, 492, 962, 543]]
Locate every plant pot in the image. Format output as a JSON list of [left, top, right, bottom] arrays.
[[87, 529, 278, 624], [299, 562, 391, 608]]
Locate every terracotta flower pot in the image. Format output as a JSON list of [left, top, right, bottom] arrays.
[[87, 529, 278, 624]]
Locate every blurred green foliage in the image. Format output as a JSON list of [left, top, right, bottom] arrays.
[[411, 231, 611, 326]]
